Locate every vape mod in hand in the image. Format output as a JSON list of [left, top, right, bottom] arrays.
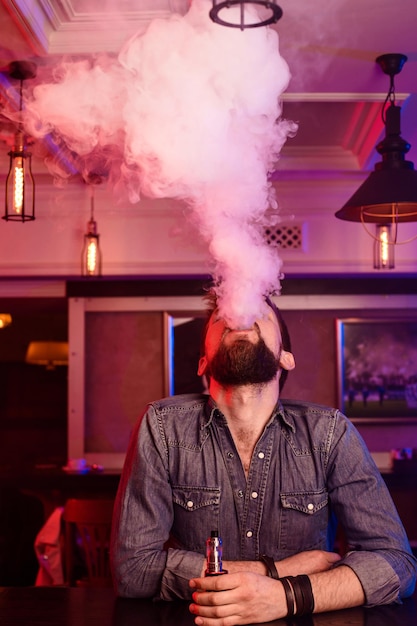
[[205, 530, 228, 576]]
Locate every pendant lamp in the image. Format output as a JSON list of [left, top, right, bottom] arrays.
[[209, 1, 282, 29], [335, 54, 417, 269], [2, 61, 37, 222]]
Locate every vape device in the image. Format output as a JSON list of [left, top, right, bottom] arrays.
[[205, 530, 228, 576]]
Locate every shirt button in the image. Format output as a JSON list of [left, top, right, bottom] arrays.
[[187, 501, 194, 508], [258, 452, 265, 459], [307, 503, 314, 512], [237, 490, 244, 498], [227, 452, 234, 459], [246, 530, 253, 538], [251, 491, 258, 499]]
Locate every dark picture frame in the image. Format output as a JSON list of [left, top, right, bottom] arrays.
[[336, 318, 417, 422], [169, 315, 208, 395]]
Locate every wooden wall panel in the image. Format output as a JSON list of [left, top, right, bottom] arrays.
[[84, 311, 165, 453]]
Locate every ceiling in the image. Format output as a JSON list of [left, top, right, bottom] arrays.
[[0, 0, 417, 207]]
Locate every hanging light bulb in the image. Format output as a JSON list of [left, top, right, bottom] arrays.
[[374, 224, 395, 269], [11, 148, 24, 214], [81, 186, 102, 276], [2, 61, 37, 222], [5, 131, 35, 220]]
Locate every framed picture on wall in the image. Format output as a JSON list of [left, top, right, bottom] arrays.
[[336, 318, 417, 422]]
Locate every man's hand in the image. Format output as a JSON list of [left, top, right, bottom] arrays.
[[189, 572, 286, 626], [189, 563, 365, 626]]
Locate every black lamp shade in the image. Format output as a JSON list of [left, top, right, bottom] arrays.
[[335, 168, 417, 223], [209, 1, 282, 29]]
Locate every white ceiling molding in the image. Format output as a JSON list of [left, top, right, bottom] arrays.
[[6, 0, 189, 54], [1, 0, 50, 54]]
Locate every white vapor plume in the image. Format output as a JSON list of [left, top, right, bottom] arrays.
[[23, 0, 296, 328]]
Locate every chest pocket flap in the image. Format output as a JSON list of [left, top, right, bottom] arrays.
[[173, 486, 220, 512], [281, 490, 328, 515]]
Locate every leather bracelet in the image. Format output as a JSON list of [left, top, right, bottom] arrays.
[[287, 576, 304, 615], [283, 575, 314, 616], [259, 554, 279, 580], [280, 576, 295, 617], [296, 574, 315, 615]]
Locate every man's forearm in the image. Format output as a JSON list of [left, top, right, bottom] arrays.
[[222, 560, 266, 576], [223, 549, 342, 579], [223, 554, 365, 613], [309, 565, 365, 612]]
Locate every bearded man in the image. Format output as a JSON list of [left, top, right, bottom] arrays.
[[111, 294, 416, 624]]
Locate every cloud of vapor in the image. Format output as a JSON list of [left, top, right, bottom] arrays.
[[22, 0, 296, 328]]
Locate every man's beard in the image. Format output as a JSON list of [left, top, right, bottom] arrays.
[[208, 336, 280, 386]]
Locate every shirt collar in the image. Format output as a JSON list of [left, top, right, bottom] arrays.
[[203, 395, 219, 429], [276, 400, 296, 432], [203, 396, 296, 433]]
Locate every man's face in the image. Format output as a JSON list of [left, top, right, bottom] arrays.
[[200, 306, 282, 386]]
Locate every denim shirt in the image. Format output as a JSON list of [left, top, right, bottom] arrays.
[[111, 394, 417, 605]]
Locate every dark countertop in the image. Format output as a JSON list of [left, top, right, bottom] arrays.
[[1, 586, 417, 626]]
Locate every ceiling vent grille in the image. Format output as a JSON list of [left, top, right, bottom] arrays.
[[264, 224, 302, 249]]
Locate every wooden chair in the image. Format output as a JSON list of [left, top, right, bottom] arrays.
[[62, 498, 114, 587]]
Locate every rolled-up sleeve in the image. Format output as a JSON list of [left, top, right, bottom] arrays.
[[328, 413, 417, 606], [340, 549, 416, 606]]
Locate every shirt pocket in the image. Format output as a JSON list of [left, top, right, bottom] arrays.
[[279, 489, 329, 551], [171, 485, 221, 552]]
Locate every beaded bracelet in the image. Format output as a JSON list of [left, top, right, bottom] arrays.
[[259, 555, 280, 580]]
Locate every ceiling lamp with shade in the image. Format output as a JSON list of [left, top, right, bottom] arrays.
[[209, 1, 283, 29], [0, 314, 12, 328], [25, 341, 68, 370], [335, 53, 417, 269]]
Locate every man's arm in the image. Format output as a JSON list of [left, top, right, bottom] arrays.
[[222, 549, 342, 578], [189, 564, 364, 625], [325, 413, 417, 605], [309, 565, 365, 612], [111, 406, 207, 599]]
